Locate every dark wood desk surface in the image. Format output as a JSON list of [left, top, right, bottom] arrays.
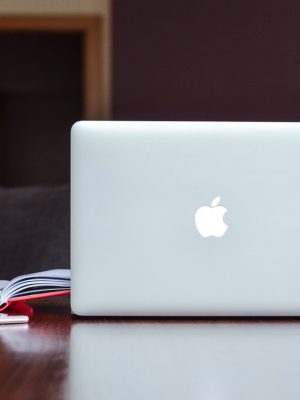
[[0, 298, 72, 400], [0, 299, 299, 400]]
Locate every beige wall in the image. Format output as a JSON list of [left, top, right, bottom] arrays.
[[0, 0, 109, 15], [0, 0, 111, 119]]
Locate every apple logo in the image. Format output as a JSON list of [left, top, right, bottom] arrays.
[[195, 196, 228, 238]]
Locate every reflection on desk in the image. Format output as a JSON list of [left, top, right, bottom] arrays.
[[0, 300, 299, 400], [69, 322, 300, 400]]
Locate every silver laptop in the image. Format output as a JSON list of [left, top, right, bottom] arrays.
[[71, 121, 300, 316]]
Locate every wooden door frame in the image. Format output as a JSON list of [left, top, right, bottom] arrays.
[[0, 16, 105, 119]]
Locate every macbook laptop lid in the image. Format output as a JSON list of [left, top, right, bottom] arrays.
[[71, 121, 300, 316]]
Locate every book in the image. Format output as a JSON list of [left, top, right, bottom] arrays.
[[0, 269, 70, 312]]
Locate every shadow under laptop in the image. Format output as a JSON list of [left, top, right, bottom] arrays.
[[68, 321, 300, 400]]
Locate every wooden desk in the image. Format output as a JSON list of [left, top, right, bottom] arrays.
[[0, 298, 72, 400], [0, 299, 299, 400]]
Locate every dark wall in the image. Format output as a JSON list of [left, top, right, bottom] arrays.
[[0, 32, 83, 186], [113, 0, 300, 121]]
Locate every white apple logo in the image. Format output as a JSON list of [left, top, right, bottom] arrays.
[[195, 196, 228, 238]]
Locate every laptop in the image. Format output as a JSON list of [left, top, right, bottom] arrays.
[[71, 121, 300, 316]]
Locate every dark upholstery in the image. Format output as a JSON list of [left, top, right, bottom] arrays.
[[0, 185, 70, 279]]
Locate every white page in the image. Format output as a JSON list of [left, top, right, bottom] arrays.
[[0, 269, 70, 305]]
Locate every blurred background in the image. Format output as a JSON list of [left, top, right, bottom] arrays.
[[1, 0, 300, 186], [0, 0, 300, 275]]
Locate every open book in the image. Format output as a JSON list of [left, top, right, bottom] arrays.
[[0, 269, 70, 312]]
